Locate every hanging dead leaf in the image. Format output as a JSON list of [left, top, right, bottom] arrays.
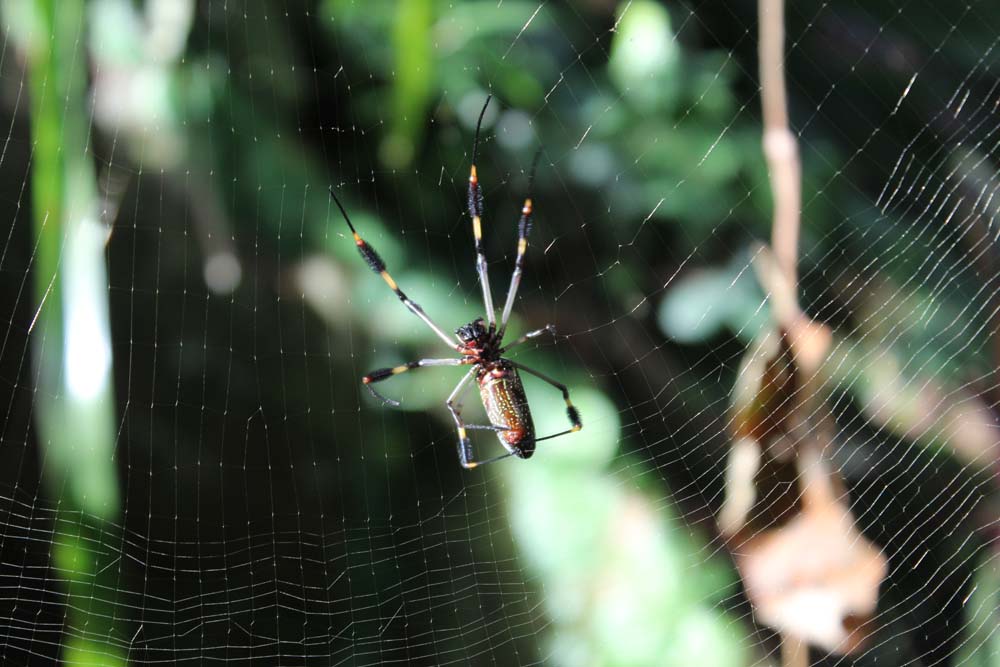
[[731, 328, 799, 449], [732, 454, 887, 655], [723, 328, 807, 535], [721, 246, 834, 537]]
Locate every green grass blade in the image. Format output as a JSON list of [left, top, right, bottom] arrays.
[[23, 0, 126, 663]]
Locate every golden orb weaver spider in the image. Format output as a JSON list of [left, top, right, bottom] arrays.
[[330, 95, 582, 469]]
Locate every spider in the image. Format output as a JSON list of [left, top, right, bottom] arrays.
[[329, 95, 582, 469]]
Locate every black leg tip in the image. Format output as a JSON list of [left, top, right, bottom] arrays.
[[567, 405, 581, 429]]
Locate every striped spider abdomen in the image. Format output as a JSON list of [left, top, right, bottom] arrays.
[[478, 361, 536, 458]]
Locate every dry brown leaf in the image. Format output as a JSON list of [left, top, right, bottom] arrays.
[[722, 263, 884, 654], [723, 324, 822, 536], [785, 314, 832, 377], [731, 329, 799, 450], [718, 437, 761, 537], [732, 458, 887, 655], [725, 244, 885, 655]]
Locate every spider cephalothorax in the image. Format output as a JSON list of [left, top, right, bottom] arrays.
[[456, 317, 489, 346], [456, 317, 500, 359], [331, 94, 582, 469]]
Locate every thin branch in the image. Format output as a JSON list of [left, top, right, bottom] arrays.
[[760, 7, 812, 662], [782, 633, 809, 667], [759, 0, 801, 292]]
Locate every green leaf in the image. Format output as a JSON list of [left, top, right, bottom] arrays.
[[955, 555, 1000, 667], [21, 1, 127, 663], [609, 1, 680, 112], [659, 261, 768, 344], [382, 0, 435, 167], [658, 269, 736, 343]]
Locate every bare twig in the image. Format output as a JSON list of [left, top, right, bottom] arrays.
[[759, 0, 801, 291], [752, 243, 797, 326], [759, 4, 813, 665], [782, 635, 808, 667]]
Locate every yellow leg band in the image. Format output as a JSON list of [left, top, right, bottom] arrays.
[[380, 271, 398, 290]]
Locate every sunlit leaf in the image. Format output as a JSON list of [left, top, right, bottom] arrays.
[[609, 0, 680, 112]]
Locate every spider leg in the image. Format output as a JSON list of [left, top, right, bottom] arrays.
[[468, 95, 497, 328], [461, 449, 516, 469], [509, 361, 582, 441], [363, 358, 465, 407], [498, 149, 542, 339], [330, 188, 461, 351], [446, 367, 515, 469], [500, 324, 556, 354]]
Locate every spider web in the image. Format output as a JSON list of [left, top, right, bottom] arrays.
[[1, 0, 999, 665]]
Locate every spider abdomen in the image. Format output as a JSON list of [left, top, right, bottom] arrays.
[[478, 361, 536, 458]]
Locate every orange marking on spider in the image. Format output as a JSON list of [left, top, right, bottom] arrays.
[[332, 94, 581, 469]]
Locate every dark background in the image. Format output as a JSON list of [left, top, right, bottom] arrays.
[[1, 1, 999, 664]]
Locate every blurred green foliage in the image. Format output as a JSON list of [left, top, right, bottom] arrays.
[[18, 0, 125, 664], [506, 385, 746, 667]]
